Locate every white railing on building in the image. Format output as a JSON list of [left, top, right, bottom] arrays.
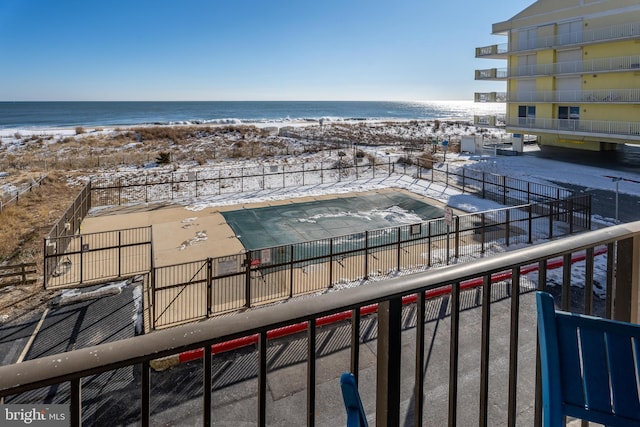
[[475, 43, 509, 57], [507, 117, 640, 138], [509, 55, 640, 78], [474, 92, 508, 103], [475, 68, 508, 80], [509, 89, 640, 103], [511, 22, 640, 53]]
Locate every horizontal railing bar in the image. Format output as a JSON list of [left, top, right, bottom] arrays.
[[2, 221, 638, 398]]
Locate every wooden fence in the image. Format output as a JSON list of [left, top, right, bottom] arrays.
[[0, 263, 38, 288], [0, 176, 47, 213]]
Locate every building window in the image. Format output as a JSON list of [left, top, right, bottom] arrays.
[[518, 105, 536, 126], [558, 106, 580, 130]]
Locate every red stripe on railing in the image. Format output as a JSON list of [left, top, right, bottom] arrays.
[[176, 247, 607, 365]]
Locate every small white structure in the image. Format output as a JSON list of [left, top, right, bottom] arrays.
[[461, 135, 483, 154]]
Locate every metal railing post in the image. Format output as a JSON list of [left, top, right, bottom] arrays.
[[245, 252, 252, 309], [615, 236, 640, 323], [507, 268, 521, 427], [376, 297, 402, 427]]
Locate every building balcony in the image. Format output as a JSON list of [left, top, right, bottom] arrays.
[[510, 55, 640, 78], [474, 92, 507, 103], [506, 117, 640, 140], [475, 43, 509, 59], [510, 21, 640, 54], [509, 88, 640, 103], [1, 222, 638, 425], [475, 68, 508, 81]]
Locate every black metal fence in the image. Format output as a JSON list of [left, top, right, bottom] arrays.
[[44, 158, 588, 302], [2, 222, 638, 426], [151, 194, 591, 329], [46, 181, 92, 241], [44, 226, 152, 289], [88, 158, 575, 209], [89, 160, 391, 206]]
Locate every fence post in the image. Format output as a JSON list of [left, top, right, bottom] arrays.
[[118, 231, 122, 278], [454, 216, 460, 259], [502, 177, 507, 205], [194, 171, 198, 199], [462, 169, 466, 193], [527, 182, 531, 204], [171, 173, 174, 200], [329, 238, 334, 286], [446, 163, 449, 185], [548, 202, 554, 239], [427, 222, 432, 267], [528, 205, 533, 244], [151, 268, 157, 330], [145, 175, 148, 203], [482, 172, 486, 199], [569, 198, 574, 234], [80, 235, 84, 284], [481, 213, 486, 254], [431, 160, 434, 183], [207, 258, 212, 316], [245, 252, 252, 309], [289, 245, 295, 298], [396, 227, 402, 272], [21, 263, 26, 285], [364, 231, 369, 280], [505, 209, 510, 247]]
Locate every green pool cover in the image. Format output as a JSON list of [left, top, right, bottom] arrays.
[[221, 192, 443, 250]]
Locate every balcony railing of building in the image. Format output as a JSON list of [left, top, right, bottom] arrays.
[[510, 55, 640, 78], [474, 115, 507, 127], [475, 68, 508, 80], [474, 92, 507, 103], [511, 21, 640, 53], [509, 88, 640, 103], [475, 43, 509, 58], [506, 117, 640, 140], [2, 221, 637, 426]]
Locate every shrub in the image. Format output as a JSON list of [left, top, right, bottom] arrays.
[[75, 127, 85, 135], [156, 152, 171, 164]]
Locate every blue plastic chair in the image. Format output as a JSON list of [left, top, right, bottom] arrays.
[[536, 291, 640, 427], [340, 372, 368, 427]]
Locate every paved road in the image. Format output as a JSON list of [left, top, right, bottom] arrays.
[[554, 181, 640, 225]]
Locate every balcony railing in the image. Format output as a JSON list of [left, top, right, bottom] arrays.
[[506, 117, 640, 140], [512, 21, 640, 53], [475, 68, 508, 80], [510, 55, 640, 78], [475, 43, 509, 58], [474, 92, 507, 103], [509, 88, 640, 103], [2, 221, 638, 426]]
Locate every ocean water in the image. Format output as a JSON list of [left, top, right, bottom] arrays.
[[0, 100, 505, 130]]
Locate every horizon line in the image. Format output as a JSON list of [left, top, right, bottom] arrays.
[[0, 99, 482, 103]]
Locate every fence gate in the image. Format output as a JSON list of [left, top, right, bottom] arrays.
[[44, 227, 152, 290]]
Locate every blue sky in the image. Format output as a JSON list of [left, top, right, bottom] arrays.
[[0, 0, 533, 101]]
